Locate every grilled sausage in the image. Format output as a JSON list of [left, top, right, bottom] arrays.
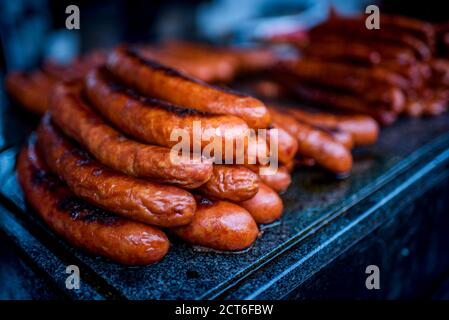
[[17, 138, 169, 265], [50, 81, 212, 189], [239, 182, 283, 224], [106, 46, 271, 128], [171, 196, 259, 251], [270, 108, 353, 174], [281, 81, 397, 125], [199, 165, 259, 202], [138, 44, 238, 82], [85, 67, 249, 154], [37, 114, 196, 227]]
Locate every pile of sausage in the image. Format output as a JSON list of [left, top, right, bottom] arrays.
[[273, 13, 449, 125]]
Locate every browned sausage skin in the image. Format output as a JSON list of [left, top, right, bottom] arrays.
[[269, 108, 353, 175], [171, 196, 259, 251], [37, 114, 196, 227], [279, 107, 379, 146], [239, 182, 283, 224], [50, 81, 212, 189], [106, 46, 271, 128], [199, 165, 259, 202], [17, 138, 169, 265]]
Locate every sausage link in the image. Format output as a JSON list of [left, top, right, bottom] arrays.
[[50, 81, 212, 189], [281, 107, 379, 146], [199, 165, 259, 202], [37, 114, 196, 227], [85, 67, 249, 152], [171, 196, 259, 251], [239, 182, 283, 224], [106, 46, 271, 128], [17, 138, 169, 265], [270, 108, 353, 174]]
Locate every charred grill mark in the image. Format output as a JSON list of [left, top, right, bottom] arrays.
[[56, 196, 119, 225], [98, 67, 216, 118], [124, 48, 249, 98], [30, 168, 59, 192]]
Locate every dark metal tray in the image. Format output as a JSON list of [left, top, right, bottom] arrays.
[[1, 84, 449, 299]]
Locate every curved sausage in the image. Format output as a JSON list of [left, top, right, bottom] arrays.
[[17, 138, 169, 265], [199, 165, 259, 202], [85, 67, 249, 153], [37, 114, 196, 227], [239, 182, 283, 224], [171, 196, 259, 251], [270, 108, 353, 174], [50, 81, 212, 189], [280, 107, 379, 146], [106, 46, 271, 128]]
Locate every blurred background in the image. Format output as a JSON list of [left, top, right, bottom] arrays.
[[1, 0, 446, 73]]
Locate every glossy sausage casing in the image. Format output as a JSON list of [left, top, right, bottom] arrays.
[[199, 165, 259, 202], [239, 182, 283, 224], [17, 139, 169, 265], [37, 115, 196, 227], [172, 196, 259, 251], [107, 47, 271, 128]]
